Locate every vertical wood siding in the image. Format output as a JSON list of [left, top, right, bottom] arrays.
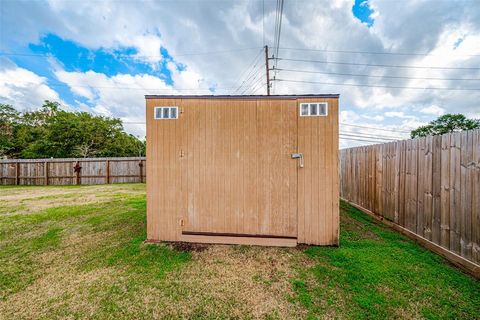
[[340, 129, 480, 267], [146, 97, 339, 246]]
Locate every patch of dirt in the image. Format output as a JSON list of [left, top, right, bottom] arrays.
[[141, 245, 314, 319], [168, 241, 210, 252]]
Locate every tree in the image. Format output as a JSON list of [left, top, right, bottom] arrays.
[[410, 114, 480, 138], [0, 104, 20, 158], [0, 100, 146, 159]]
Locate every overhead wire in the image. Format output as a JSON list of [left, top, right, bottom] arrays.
[[340, 123, 411, 134], [252, 82, 267, 95], [340, 130, 405, 140], [249, 75, 267, 94], [272, 78, 480, 91], [233, 49, 265, 94], [339, 136, 385, 144], [235, 62, 265, 94], [262, 0, 265, 47], [240, 69, 265, 94], [0, 46, 262, 59], [273, 0, 284, 62], [339, 132, 401, 141], [273, 57, 480, 70], [273, 68, 480, 81], [42, 81, 237, 92], [271, 0, 284, 94], [278, 46, 480, 58], [249, 69, 266, 91], [231, 48, 264, 88]]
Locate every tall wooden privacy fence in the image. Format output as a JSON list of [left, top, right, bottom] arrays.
[[340, 129, 480, 270], [0, 157, 146, 186]]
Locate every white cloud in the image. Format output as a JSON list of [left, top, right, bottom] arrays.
[[2, 0, 480, 147], [339, 110, 361, 123], [53, 65, 211, 137], [420, 105, 445, 116], [131, 34, 164, 66], [0, 63, 62, 111], [385, 111, 405, 118], [361, 114, 384, 121]]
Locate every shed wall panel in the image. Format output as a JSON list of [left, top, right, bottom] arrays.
[[146, 96, 339, 246]]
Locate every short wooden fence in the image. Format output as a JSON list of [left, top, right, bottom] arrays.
[[340, 129, 480, 277], [0, 157, 146, 185]]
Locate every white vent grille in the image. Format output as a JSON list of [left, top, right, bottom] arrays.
[[299, 103, 328, 117], [154, 106, 179, 119]]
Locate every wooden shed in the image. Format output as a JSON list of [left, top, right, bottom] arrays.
[[145, 95, 339, 246]]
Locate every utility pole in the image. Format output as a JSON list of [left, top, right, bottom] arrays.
[[264, 45, 270, 96]]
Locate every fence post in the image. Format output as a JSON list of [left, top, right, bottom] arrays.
[[106, 160, 110, 184], [15, 162, 19, 185], [74, 161, 81, 185], [139, 161, 144, 183], [44, 161, 49, 186]]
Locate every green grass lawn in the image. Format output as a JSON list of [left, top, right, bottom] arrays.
[[0, 184, 478, 319]]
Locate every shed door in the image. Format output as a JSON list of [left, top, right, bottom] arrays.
[[182, 99, 298, 238]]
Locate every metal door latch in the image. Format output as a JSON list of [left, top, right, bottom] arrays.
[[291, 153, 304, 168]]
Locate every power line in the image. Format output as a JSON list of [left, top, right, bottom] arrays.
[[273, 0, 284, 62], [233, 50, 265, 94], [43, 81, 236, 91], [339, 136, 387, 144], [235, 63, 265, 94], [0, 47, 262, 59], [240, 69, 265, 95], [341, 122, 411, 134], [251, 82, 267, 95], [231, 49, 263, 91], [340, 131, 404, 140], [262, 0, 265, 47], [274, 57, 480, 70], [271, 0, 284, 94], [274, 68, 480, 81], [339, 132, 400, 141], [272, 78, 480, 91], [279, 46, 480, 58]]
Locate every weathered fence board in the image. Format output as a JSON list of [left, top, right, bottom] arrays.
[[0, 157, 146, 186], [340, 129, 480, 270]]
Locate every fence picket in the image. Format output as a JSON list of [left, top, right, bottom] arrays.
[[340, 129, 480, 267], [0, 157, 146, 186]]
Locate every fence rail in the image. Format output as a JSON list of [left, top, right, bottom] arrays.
[[340, 129, 480, 272], [0, 157, 146, 186]]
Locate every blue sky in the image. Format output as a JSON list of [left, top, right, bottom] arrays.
[[1, 0, 479, 146], [352, 0, 374, 27], [9, 33, 181, 111]]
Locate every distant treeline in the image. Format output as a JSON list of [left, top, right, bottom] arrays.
[[0, 101, 145, 159]]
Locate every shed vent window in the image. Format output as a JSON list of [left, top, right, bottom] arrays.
[[154, 106, 179, 119], [299, 103, 328, 117]]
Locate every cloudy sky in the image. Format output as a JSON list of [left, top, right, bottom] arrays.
[[1, 0, 480, 147]]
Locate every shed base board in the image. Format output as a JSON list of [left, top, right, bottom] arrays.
[[179, 234, 298, 247]]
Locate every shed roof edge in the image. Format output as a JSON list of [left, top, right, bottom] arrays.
[[145, 94, 340, 99]]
